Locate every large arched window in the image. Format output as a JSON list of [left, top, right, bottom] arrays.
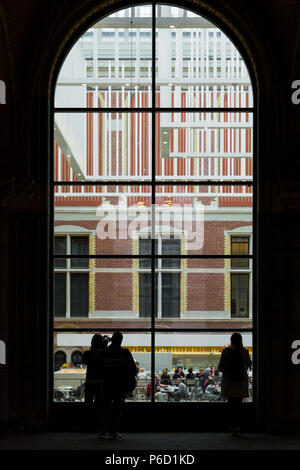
[[52, 4, 254, 404]]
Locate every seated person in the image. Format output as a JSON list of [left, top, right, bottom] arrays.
[[195, 368, 204, 379], [204, 379, 221, 400], [146, 375, 166, 400], [202, 368, 213, 390], [173, 367, 185, 380], [137, 367, 147, 380], [172, 378, 187, 401], [186, 368, 195, 380], [212, 369, 221, 384], [172, 368, 181, 380], [160, 368, 171, 385]]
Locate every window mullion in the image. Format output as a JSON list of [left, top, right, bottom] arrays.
[[150, 1, 156, 404]]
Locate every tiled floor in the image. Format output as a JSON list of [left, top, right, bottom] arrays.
[[1, 432, 300, 451]]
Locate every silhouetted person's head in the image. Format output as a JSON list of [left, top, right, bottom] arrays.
[[188, 368, 193, 374], [230, 332, 243, 349], [103, 335, 110, 347], [91, 334, 105, 350], [111, 331, 123, 347]]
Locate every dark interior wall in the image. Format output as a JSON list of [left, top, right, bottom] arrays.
[[0, 0, 299, 433]]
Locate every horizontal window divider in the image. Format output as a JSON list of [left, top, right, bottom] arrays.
[[53, 180, 254, 186], [53, 107, 254, 113], [52, 254, 254, 259], [53, 328, 254, 333]]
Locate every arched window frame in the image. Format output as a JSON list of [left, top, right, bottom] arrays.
[[51, 1, 256, 406]]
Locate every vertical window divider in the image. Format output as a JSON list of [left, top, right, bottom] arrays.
[[150, 1, 156, 404]]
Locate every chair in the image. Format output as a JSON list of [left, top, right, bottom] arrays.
[[133, 379, 148, 400], [185, 378, 196, 401], [70, 382, 85, 402], [195, 384, 204, 400]]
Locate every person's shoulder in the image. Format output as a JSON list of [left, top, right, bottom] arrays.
[[123, 347, 134, 357], [242, 347, 250, 356]]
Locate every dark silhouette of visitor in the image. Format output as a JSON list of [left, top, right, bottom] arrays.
[[83, 333, 107, 432], [218, 332, 252, 436], [99, 331, 136, 440]]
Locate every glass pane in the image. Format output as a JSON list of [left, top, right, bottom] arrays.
[[54, 112, 151, 181], [154, 185, 252, 255], [53, 331, 152, 402], [155, 5, 253, 108], [54, 236, 66, 268], [154, 331, 253, 402], [231, 236, 249, 268], [54, 273, 66, 317], [71, 237, 89, 268], [162, 238, 181, 267], [139, 238, 158, 268], [54, 185, 152, 255], [139, 272, 157, 318], [71, 273, 89, 317], [55, 6, 152, 108], [231, 273, 249, 318], [154, 258, 252, 329], [156, 112, 253, 181], [161, 273, 180, 317]]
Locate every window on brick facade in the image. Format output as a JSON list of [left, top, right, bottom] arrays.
[[231, 273, 249, 317], [231, 237, 249, 268], [139, 237, 180, 318], [54, 235, 89, 318]]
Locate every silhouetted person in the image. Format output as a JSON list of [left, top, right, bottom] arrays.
[[83, 334, 106, 432], [100, 332, 136, 439], [218, 332, 252, 436]]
